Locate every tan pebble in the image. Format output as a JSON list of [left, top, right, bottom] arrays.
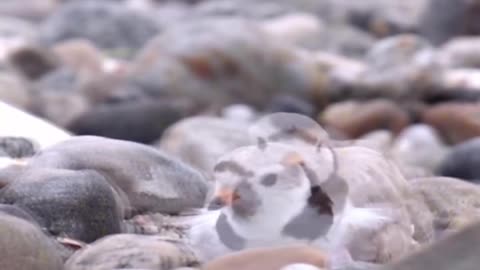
[[202, 246, 327, 270], [320, 99, 410, 139], [65, 234, 199, 270], [52, 38, 104, 75]]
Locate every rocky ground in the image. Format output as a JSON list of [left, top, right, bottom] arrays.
[[2, 0, 480, 270]]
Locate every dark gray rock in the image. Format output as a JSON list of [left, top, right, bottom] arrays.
[[33, 67, 78, 93], [0, 136, 37, 158], [0, 213, 63, 270], [7, 44, 59, 80], [265, 94, 316, 117], [0, 203, 40, 225], [28, 136, 209, 215], [0, 167, 123, 243], [419, 0, 480, 45], [65, 234, 199, 270], [437, 137, 480, 182], [39, 1, 161, 55], [68, 98, 201, 144]]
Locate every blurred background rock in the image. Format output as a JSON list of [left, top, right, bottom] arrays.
[[3, 0, 480, 181]]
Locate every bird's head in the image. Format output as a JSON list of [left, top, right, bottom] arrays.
[[208, 142, 347, 240]]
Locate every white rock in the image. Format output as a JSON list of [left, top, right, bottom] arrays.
[[0, 101, 71, 149], [441, 68, 480, 91], [281, 263, 323, 270], [391, 124, 449, 172], [221, 104, 256, 123], [261, 13, 324, 47], [439, 37, 480, 68]]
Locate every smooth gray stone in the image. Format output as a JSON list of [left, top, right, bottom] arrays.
[[382, 222, 480, 270], [27, 136, 209, 215]]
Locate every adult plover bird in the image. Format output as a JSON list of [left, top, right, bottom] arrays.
[[186, 113, 421, 267]]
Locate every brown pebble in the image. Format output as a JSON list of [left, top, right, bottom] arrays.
[[320, 99, 410, 138], [0, 213, 63, 270], [421, 102, 480, 144]]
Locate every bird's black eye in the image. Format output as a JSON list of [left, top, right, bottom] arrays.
[[260, 173, 278, 186]]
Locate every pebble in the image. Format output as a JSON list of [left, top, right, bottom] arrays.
[[281, 264, 324, 270], [355, 130, 393, 154], [0, 16, 36, 63], [39, 1, 161, 55], [437, 37, 480, 68], [221, 104, 257, 123], [265, 94, 316, 118], [0, 101, 71, 149], [343, 0, 429, 38], [260, 12, 325, 49], [320, 99, 410, 139], [318, 23, 376, 59], [390, 124, 449, 173], [0, 203, 40, 225], [158, 116, 251, 176], [192, 0, 289, 19], [30, 77, 90, 128], [438, 68, 480, 95], [52, 39, 105, 75], [313, 52, 367, 102], [437, 137, 480, 182], [0, 136, 38, 158], [0, 0, 58, 21], [78, 70, 131, 104], [420, 0, 480, 45], [0, 213, 63, 270], [27, 136, 209, 215], [0, 71, 31, 110], [65, 234, 199, 270], [130, 17, 324, 107], [0, 16, 36, 41], [68, 98, 200, 144], [0, 167, 124, 243], [384, 220, 480, 270], [409, 177, 480, 238], [421, 102, 480, 144], [8, 44, 59, 80], [202, 246, 327, 270], [357, 34, 439, 99]]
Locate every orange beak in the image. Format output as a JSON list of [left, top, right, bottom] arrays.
[[207, 188, 238, 210]]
